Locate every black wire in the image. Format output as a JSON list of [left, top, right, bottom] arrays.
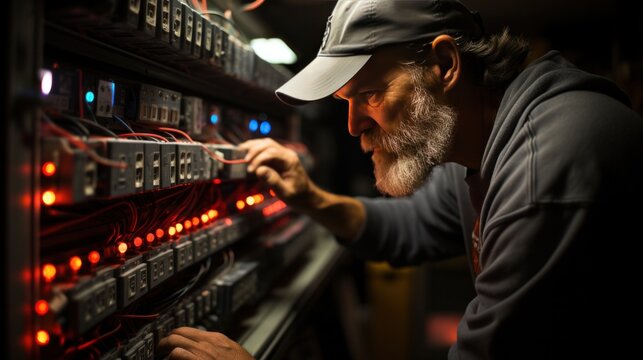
[[47, 114, 91, 136], [67, 115, 119, 137], [112, 115, 135, 133], [85, 100, 98, 123]]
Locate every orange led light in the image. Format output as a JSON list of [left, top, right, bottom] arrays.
[[133, 237, 143, 247], [35, 300, 49, 316], [42, 264, 56, 282], [42, 162, 57, 177], [254, 194, 265, 203], [192, 217, 200, 226], [146, 233, 155, 243], [36, 330, 50, 346], [184, 220, 192, 230], [262, 200, 287, 217], [155, 228, 164, 239], [201, 214, 209, 223], [236, 200, 245, 210], [117, 242, 128, 254], [88, 251, 100, 264], [168, 226, 176, 236], [207, 210, 218, 220], [176, 223, 184, 232], [269, 189, 276, 197], [42, 191, 56, 206], [246, 196, 255, 206], [69, 256, 82, 272]]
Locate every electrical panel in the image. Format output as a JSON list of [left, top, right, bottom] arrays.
[[16, 1, 318, 358]]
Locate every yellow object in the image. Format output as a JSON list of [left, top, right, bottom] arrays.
[[367, 262, 423, 360]]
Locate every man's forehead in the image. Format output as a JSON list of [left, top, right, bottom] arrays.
[[334, 48, 407, 98]]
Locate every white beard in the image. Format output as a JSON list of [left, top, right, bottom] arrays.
[[363, 65, 458, 197]]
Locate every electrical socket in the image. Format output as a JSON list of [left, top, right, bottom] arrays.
[[192, 13, 203, 59], [115, 256, 148, 308], [42, 137, 97, 205], [144, 142, 161, 191], [160, 142, 176, 188], [172, 236, 194, 271], [67, 267, 117, 335], [181, 4, 194, 57], [89, 139, 145, 197], [144, 244, 174, 289], [191, 229, 209, 262]]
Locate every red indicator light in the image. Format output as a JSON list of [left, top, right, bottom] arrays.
[[42, 191, 56, 206], [42, 162, 57, 176], [69, 256, 82, 272], [146, 233, 155, 243], [36, 330, 50, 346], [88, 251, 100, 264], [35, 300, 49, 316], [133, 237, 143, 247], [42, 264, 56, 282], [117, 242, 128, 254]]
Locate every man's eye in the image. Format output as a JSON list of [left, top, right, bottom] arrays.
[[362, 90, 384, 107]]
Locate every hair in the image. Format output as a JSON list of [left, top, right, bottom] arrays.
[[456, 27, 530, 90]]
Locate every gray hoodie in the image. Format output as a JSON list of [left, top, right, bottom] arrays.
[[349, 51, 643, 359]]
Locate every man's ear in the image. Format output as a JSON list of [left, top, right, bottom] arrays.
[[431, 34, 461, 93]]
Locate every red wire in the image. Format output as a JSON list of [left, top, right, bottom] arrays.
[[43, 121, 127, 169], [155, 127, 248, 164], [118, 133, 169, 142], [242, 0, 265, 12], [63, 321, 122, 354], [156, 127, 193, 142], [41, 201, 137, 237]]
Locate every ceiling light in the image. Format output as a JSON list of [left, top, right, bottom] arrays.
[[250, 38, 297, 65]]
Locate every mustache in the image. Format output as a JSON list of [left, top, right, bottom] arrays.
[[361, 128, 389, 153], [360, 125, 416, 155]]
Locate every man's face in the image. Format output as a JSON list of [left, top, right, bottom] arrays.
[[334, 48, 458, 197]]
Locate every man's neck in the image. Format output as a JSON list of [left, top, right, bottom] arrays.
[[447, 83, 501, 170]]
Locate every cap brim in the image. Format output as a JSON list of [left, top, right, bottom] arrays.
[[275, 54, 372, 105]]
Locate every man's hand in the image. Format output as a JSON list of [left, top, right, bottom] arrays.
[[239, 138, 366, 240], [157, 327, 254, 360], [239, 138, 315, 210]]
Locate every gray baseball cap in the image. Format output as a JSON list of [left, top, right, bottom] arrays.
[[275, 0, 484, 105]]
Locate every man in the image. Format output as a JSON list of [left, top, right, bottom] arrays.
[[159, 0, 643, 358]]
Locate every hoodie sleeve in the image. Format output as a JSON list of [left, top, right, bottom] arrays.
[[345, 163, 468, 266]]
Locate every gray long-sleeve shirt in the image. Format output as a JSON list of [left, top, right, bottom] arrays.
[[348, 52, 643, 359]]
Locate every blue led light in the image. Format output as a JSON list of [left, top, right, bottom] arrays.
[[110, 82, 115, 107], [210, 113, 219, 124], [259, 121, 271, 135], [248, 119, 259, 132], [85, 91, 95, 103]]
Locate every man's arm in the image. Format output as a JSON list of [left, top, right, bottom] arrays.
[[240, 139, 468, 265]]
